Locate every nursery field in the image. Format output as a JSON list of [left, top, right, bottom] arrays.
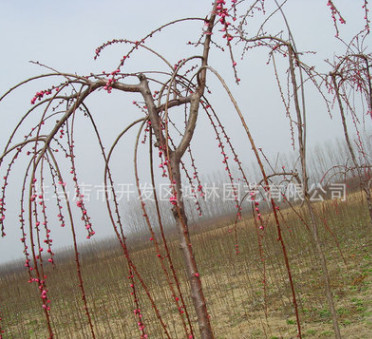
[[0, 193, 371, 339]]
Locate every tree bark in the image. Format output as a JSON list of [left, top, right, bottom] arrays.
[[171, 156, 215, 339]]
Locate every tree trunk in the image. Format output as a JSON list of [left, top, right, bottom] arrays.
[[171, 159, 215, 339]]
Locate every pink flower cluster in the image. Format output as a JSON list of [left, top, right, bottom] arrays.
[[28, 277, 51, 311], [104, 69, 120, 93], [158, 146, 168, 178], [326, 0, 346, 36], [169, 194, 177, 205], [0, 198, 5, 233], [174, 58, 186, 71], [251, 192, 264, 230], [30, 87, 59, 105]]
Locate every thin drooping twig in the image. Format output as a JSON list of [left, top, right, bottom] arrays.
[[331, 53, 372, 226], [207, 65, 303, 339]]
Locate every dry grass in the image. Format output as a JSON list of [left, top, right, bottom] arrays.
[[0, 193, 371, 338]]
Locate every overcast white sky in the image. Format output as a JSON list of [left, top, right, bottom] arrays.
[[0, 0, 371, 265]]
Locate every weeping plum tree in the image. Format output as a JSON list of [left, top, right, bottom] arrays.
[[0, 1, 370, 338], [328, 35, 372, 225]]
